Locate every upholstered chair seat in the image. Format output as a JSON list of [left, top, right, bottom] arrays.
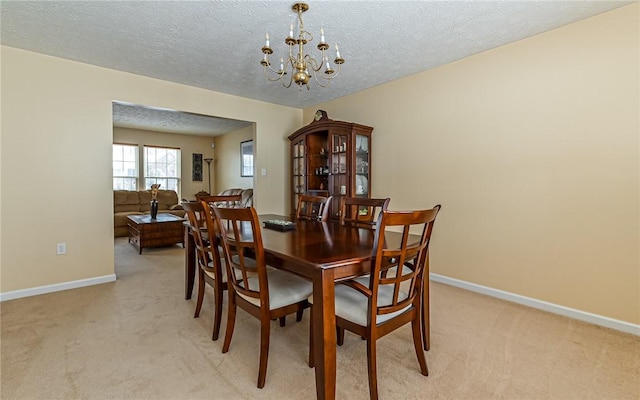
[[312, 283, 409, 327], [239, 269, 312, 310]]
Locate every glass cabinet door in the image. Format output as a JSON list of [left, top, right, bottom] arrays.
[[330, 134, 348, 219], [306, 133, 329, 195], [292, 139, 305, 207], [354, 134, 369, 197]]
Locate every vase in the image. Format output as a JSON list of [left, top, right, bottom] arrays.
[[150, 199, 158, 219]]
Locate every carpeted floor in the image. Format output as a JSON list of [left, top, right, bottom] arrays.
[[1, 238, 638, 399]]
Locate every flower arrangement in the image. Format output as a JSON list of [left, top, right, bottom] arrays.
[[149, 183, 161, 219], [150, 183, 161, 201]]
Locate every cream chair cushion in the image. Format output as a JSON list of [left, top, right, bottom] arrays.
[[238, 269, 312, 310], [310, 279, 410, 326], [335, 284, 410, 326]]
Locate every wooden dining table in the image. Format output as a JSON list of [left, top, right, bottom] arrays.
[[183, 214, 428, 400]]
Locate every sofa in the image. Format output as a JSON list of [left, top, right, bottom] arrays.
[[114, 189, 186, 237]]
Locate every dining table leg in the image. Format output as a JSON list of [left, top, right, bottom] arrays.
[[184, 225, 196, 300], [312, 269, 337, 400]]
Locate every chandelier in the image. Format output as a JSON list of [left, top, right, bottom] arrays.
[[260, 2, 344, 89]]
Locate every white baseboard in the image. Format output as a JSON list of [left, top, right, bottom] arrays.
[[430, 273, 640, 336], [0, 274, 116, 302], [2, 273, 637, 336]]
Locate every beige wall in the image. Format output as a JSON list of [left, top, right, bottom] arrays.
[[306, 4, 639, 324], [113, 127, 216, 199], [214, 125, 255, 194], [0, 46, 301, 294]]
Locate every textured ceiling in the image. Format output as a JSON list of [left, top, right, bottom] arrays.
[[112, 102, 253, 136], [1, 0, 632, 134]]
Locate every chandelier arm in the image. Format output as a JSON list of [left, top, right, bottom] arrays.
[[282, 69, 295, 88], [263, 67, 286, 82], [322, 63, 342, 79], [311, 73, 331, 88], [262, 56, 288, 79], [263, 61, 284, 76], [261, 52, 280, 75], [305, 55, 323, 73], [329, 64, 342, 78], [311, 63, 342, 86]]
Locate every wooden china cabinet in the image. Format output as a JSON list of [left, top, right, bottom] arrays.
[[289, 110, 373, 220]]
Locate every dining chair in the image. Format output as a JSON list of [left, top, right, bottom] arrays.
[[182, 201, 229, 341], [309, 205, 441, 400], [296, 194, 332, 222], [212, 206, 313, 389], [182, 202, 245, 340], [339, 196, 390, 229], [182, 199, 208, 232]]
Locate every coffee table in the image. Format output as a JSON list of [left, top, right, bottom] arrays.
[[127, 213, 185, 254]]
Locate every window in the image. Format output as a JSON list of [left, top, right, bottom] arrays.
[[241, 140, 254, 177], [113, 144, 181, 194], [113, 144, 138, 190], [144, 146, 180, 192]]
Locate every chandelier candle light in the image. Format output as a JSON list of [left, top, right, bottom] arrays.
[[261, 2, 344, 89]]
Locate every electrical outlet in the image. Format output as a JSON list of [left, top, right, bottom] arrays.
[[56, 243, 66, 255], [261, 168, 267, 176]]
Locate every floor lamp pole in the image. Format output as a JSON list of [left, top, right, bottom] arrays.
[[204, 158, 213, 194]]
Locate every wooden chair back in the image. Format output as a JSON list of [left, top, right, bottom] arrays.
[[194, 191, 210, 201], [212, 206, 268, 307], [182, 201, 220, 278], [182, 199, 207, 230], [369, 205, 440, 320], [296, 194, 332, 221], [339, 197, 390, 229]]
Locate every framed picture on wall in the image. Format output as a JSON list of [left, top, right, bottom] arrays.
[[241, 140, 254, 177], [192, 153, 203, 181]]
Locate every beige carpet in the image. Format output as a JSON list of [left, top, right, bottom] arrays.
[[1, 238, 638, 399]]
